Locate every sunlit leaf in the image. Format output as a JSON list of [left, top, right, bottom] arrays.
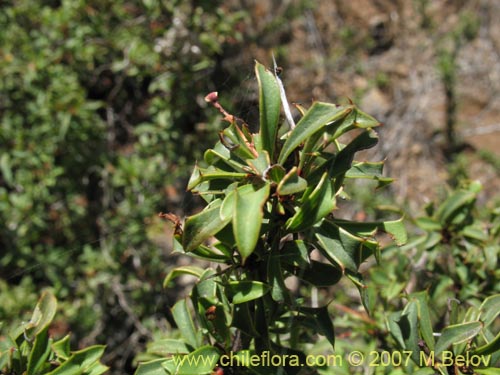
[[171, 299, 201, 349], [134, 359, 169, 375], [435, 190, 476, 224], [286, 172, 335, 232], [163, 266, 205, 289], [278, 103, 352, 165], [182, 199, 231, 252], [435, 321, 483, 356], [277, 166, 307, 196], [228, 281, 270, 304], [233, 183, 270, 262], [46, 346, 108, 375], [256, 61, 281, 160]]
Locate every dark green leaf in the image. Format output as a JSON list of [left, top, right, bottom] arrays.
[[412, 291, 435, 351], [46, 345, 107, 375], [416, 217, 442, 231], [345, 161, 393, 188], [228, 281, 271, 304], [51, 335, 71, 361], [255, 61, 281, 160], [280, 240, 310, 268], [25, 291, 57, 340], [472, 330, 500, 356], [334, 217, 407, 246], [278, 103, 352, 165], [291, 260, 342, 287], [265, 164, 286, 184], [27, 327, 51, 375], [146, 339, 191, 356], [435, 190, 476, 224], [134, 359, 169, 375], [299, 306, 335, 348], [247, 151, 270, 175], [286, 172, 335, 232], [167, 345, 220, 375], [478, 294, 500, 327], [277, 166, 307, 196], [353, 107, 381, 128], [233, 183, 270, 262], [315, 220, 377, 272], [268, 254, 289, 303], [435, 321, 483, 356], [171, 299, 200, 349], [329, 129, 379, 179], [163, 266, 205, 288], [182, 199, 231, 252]]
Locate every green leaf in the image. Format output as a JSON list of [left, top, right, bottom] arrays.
[[247, 151, 270, 175], [51, 335, 71, 361], [25, 291, 57, 340], [353, 107, 381, 128], [472, 330, 500, 356], [46, 346, 107, 375], [299, 306, 335, 348], [182, 199, 231, 252], [233, 183, 270, 263], [412, 291, 435, 351], [345, 161, 383, 178], [0, 153, 13, 186], [345, 161, 393, 188], [398, 301, 421, 363], [171, 299, 201, 349], [416, 217, 443, 231], [280, 240, 310, 268], [221, 122, 257, 160], [435, 321, 483, 356], [463, 224, 489, 241], [255, 61, 281, 160], [276, 166, 307, 196], [475, 369, 500, 375], [195, 269, 218, 306], [204, 142, 248, 173], [27, 327, 51, 375], [146, 339, 191, 356], [478, 294, 500, 327], [189, 245, 230, 263], [278, 103, 352, 165], [435, 190, 476, 224], [334, 217, 407, 246], [268, 254, 288, 303], [286, 172, 335, 232], [265, 164, 286, 184], [165, 346, 219, 375], [315, 220, 375, 272], [288, 260, 342, 287], [192, 167, 248, 184], [163, 266, 205, 288], [187, 164, 202, 191], [228, 281, 271, 304], [329, 129, 379, 178], [134, 359, 169, 375]]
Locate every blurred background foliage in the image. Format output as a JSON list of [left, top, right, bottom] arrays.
[[1, 0, 498, 373]]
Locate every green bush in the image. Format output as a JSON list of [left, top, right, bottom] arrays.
[[332, 181, 500, 374], [134, 60, 406, 375]]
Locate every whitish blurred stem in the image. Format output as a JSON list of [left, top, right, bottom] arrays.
[[272, 53, 296, 130]]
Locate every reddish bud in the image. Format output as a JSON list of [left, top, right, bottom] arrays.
[[204, 91, 219, 103]]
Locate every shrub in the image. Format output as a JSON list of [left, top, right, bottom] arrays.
[[134, 60, 406, 375], [0, 291, 108, 375]]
